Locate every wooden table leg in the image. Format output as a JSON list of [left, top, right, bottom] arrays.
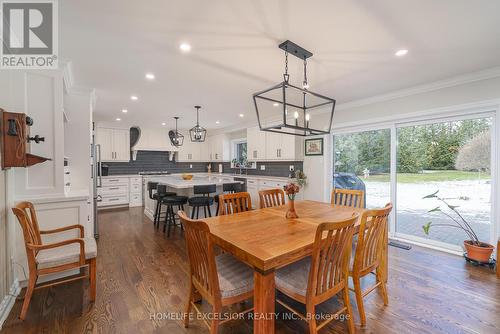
[[254, 270, 275, 334]]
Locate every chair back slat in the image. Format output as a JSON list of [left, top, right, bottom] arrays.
[[354, 203, 392, 275], [11, 202, 42, 263], [331, 188, 364, 208], [179, 211, 221, 299], [258, 188, 285, 209], [219, 192, 252, 215], [308, 215, 358, 300]]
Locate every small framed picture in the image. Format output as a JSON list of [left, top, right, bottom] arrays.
[[304, 138, 323, 156]]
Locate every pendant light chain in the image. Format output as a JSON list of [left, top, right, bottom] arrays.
[[283, 48, 289, 83], [303, 58, 308, 88]]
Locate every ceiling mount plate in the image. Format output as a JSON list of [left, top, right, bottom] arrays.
[[279, 40, 313, 60]]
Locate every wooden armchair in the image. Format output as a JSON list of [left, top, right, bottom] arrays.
[[12, 201, 97, 320], [258, 188, 285, 208]]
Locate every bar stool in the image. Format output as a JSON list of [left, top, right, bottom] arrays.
[[154, 184, 176, 228], [214, 182, 242, 215], [188, 184, 216, 219], [162, 195, 189, 237]]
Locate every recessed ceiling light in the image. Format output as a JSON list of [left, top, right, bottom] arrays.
[[179, 43, 191, 52], [395, 49, 408, 57], [239, 114, 244, 118], [216, 121, 220, 124], [116, 118, 121, 121], [122, 109, 128, 113], [130, 95, 138, 101], [145, 73, 155, 80], [161, 122, 166, 126], [273, 103, 279, 107]]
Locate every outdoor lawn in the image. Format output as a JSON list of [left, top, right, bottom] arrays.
[[365, 170, 491, 183]]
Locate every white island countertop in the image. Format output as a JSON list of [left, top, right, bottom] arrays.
[[146, 174, 245, 189]]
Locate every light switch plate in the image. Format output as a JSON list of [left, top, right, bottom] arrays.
[[260, 165, 265, 170], [289, 165, 295, 171], [189, 164, 192, 168]]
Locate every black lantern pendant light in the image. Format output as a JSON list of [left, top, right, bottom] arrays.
[[169, 116, 184, 147], [253, 40, 336, 136], [189, 105, 207, 142]]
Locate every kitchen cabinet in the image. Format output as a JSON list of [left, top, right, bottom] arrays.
[[177, 140, 202, 162], [247, 126, 304, 161], [246, 179, 259, 209], [207, 134, 230, 161], [247, 127, 266, 161], [96, 127, 130, 162]]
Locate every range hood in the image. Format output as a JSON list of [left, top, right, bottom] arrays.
[[131, 126, 179, 160]]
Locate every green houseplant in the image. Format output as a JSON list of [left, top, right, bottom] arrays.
[[422, 190, 494, 262]]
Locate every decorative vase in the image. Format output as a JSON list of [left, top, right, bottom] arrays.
[[464, 240, 494, 263], [286, 199, 298, 219]]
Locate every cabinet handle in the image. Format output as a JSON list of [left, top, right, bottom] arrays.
[[109, 187, 120, 190], [109, 198, 120, 201]]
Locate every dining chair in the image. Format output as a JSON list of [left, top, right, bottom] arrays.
[[349, 203, 392, 326], [331, 188, 365, 208], [179, 211, 254, 333], [218, 192, 252, 215], [258, 188, 285, 209], [275, 214, 359, 334], [215, 182, 242, 216], [12, 201, 97, 320]]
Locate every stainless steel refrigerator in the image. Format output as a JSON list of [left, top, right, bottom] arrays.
[[92, 138, 102, 239]]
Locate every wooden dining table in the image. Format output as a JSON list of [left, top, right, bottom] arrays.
[[203, 200, 388, 334]]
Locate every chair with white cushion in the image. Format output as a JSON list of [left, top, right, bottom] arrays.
[[12, 201, 97, 320], [179, 211, 253, 333]]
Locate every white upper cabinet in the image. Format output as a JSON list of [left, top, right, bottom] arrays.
[[247, 126, 304, 161], [207, 134, 230, 161], [247, 127, 266, 161], [177, 140, 205, 162], [96, 127, 130, 162]]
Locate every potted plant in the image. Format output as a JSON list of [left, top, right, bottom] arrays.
[[295, 169, 307, 188], [422, 190, 494, 262], [283, 182, 300, 219]]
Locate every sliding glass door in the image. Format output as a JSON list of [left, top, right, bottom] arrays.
[[395, 117, 492, 249], [333, 128, 391, 208], [333, 113, 495, 252]]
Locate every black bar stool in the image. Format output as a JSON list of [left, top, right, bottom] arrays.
[[188, 184, 216, 219], [154, 184, 176, 228], [214, 182, 242, 215], [147, 181, 159, 225], [162, 195, 188, 237]]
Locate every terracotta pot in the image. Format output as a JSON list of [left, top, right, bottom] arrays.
[[463, 240, 494, 262], [286, 199, 299, 219]]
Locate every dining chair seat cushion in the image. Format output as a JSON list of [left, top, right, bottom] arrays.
[[216, 253, 254, 298], [276, 257, 311, 297], [188, 196, 214, 206], [36, 237, 97, 269]]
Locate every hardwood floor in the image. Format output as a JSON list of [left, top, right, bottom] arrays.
[[2, 207, 500, 333]]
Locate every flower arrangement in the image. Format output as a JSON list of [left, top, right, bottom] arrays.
[[284, 182, 300, 200]]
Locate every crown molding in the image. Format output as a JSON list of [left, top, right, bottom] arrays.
[[336, 66, 500, 111]]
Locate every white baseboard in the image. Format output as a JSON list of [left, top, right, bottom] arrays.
[[0, 279, 21, 330]]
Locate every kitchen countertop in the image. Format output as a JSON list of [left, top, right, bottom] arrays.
[[141, 172, 293, 182], [146, 174, 246, 189]]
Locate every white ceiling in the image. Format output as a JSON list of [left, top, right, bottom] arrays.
[[60, 0, 500, 130]]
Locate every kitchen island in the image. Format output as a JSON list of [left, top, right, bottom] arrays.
[[143, 173, 240, 220]]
